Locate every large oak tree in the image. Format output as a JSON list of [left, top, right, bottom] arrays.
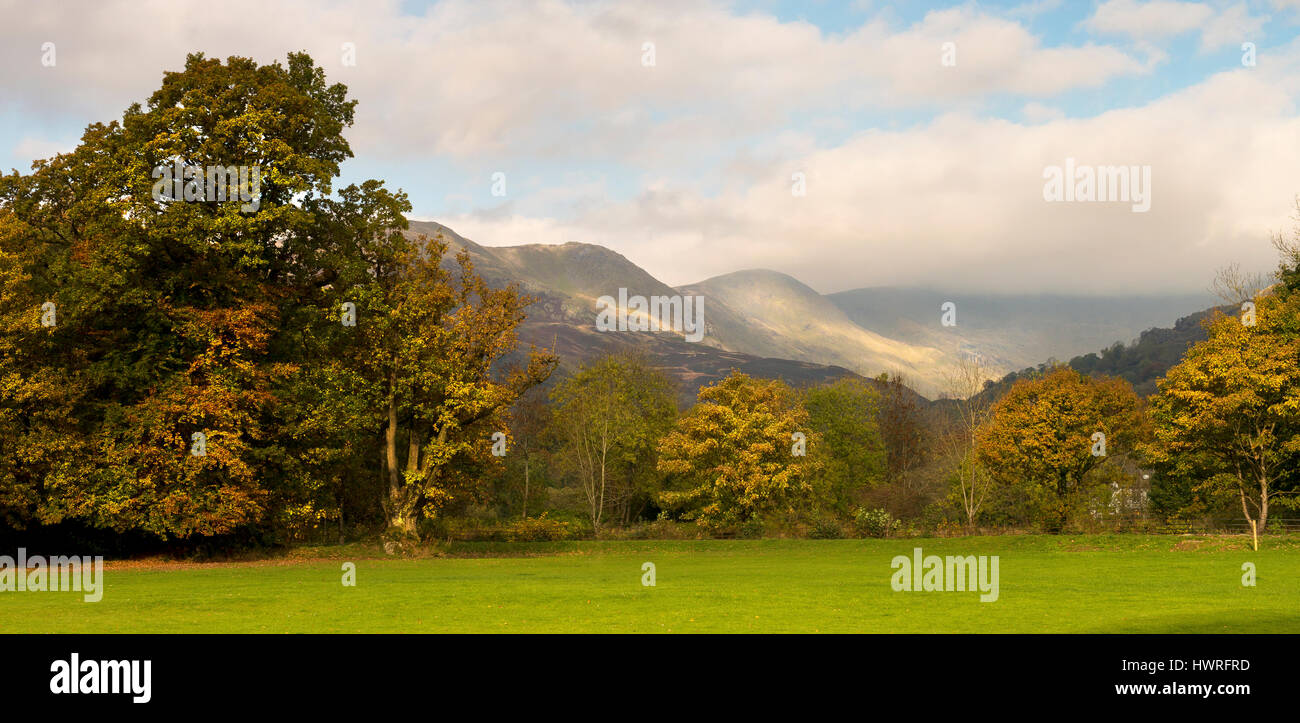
[[0, 53, 553, 542]]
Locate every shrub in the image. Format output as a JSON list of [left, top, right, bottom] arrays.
[[853, 507, 899, 538], [601, 519, 701, 540], [809, 517, 844, 539], [503, 514, 577, 542], [933, 519, 964, 538]]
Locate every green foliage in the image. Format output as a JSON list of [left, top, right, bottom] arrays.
[[0, 52, 365, 538], [853, 507, 900, 538], [489, 388, 554, 519], [1147, 467, 1202, 521], [548, 352, 676, 529], [0, 52, 553, 544], [597, 519, 701, 540], [966, 480, 1049, 530], [875, 372, 930, 482], [500, 513, 579, 542], [802, 377, 887, 514], [808, 517, 844, 539], [988, 309, 1220, 399], [738, 518, 766, 539]]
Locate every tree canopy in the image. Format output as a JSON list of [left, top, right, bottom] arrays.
[[1145, 292, 1300, 532], [658, 372, 820, 531], [0, 52, 553, 543], [976, 367, 1149, 530]]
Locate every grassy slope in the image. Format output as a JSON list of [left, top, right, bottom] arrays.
[[2, 536, 1295, 633]]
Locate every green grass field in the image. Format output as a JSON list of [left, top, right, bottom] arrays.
[[3, 535, 1296, 633]]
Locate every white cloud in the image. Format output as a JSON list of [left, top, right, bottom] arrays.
[[1021, 102, 1066, 123], [0, 0, 1147, 168], [1084, 0, 1269, 52], [1085, 0, 1214, 38], [443, 44, 1300, 296], [0, 0, 1291, 297], [1200, 3, 1269, 50], [10, 136, 77, 163]]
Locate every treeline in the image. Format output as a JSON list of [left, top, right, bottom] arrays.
[[484, 235, 1300, 541], [474, 357, 1151, 540], [479, 362, 895, 539]]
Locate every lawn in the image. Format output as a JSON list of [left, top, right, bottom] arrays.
[[2, 535, 1296, 633]]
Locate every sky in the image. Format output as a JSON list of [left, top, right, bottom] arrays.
[[2, 0, 1299, 295]]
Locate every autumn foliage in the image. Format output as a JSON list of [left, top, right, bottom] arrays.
[[976, 367, 1149, 530], [1145, 293, 1300, 532], [657, 373, 821, 531], [0, 53, 552, 543]]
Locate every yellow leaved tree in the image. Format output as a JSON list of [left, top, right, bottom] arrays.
[[657, 372, 820, 532], [1145, 292, 1300, 544]]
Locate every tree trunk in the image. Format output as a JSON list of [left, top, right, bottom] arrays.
[[1238, 472, 1270, 539], [379, 447, 391, 520], [407, 428, 421, 474], [385, 371, 414, 535], [385, 374, 401, 493], [1258, 474, 1269, 533], [1051, 474, 1070, 533], [1239, 487, 1257, 540], [596, 435, 607, 533], [522, 459, 530, 519]]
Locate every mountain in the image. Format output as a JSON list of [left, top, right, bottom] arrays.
[[405, 221, 897, 403], [407, 220, 1215, 403], [679, 270, 948, 392], [828, 287, 1217, 380], [413, 220, 713, 339], [413, 223, 947, 390]]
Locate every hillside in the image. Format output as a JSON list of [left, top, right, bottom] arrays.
[[405, 221, 896, 403], [979, 305, 1225, 402], [678, 270, 948, 392], [407, 220, 1217, 403], [828, 287, 1216, 379]]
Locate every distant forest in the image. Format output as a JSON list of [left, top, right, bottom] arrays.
[[983, 305, 1227, 399]]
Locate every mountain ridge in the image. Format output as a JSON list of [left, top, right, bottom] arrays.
[[405, 220, 1214, 400]]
